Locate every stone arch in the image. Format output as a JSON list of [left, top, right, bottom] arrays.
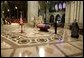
[[55, 14, 61, 23], [49, 15, 54, 23], [61, 13, 65, 23]]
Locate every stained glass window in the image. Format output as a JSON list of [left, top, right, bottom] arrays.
[[55, 4, 58, 11], [59, 3, 62, 10], [63, 2, 65, 8]]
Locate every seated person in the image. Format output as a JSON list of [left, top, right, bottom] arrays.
[[71, 19, 79, 38]]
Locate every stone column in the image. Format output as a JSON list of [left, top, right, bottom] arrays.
[[73, 1, 77, 20], [78, 1, 83, 28], [69, 2, 71, 25], [46, 7, 49, 23], [70, 1, 75, 24], [65, 1, 83, 29], [65, 2, 71, 28], [27, 1, 38, 26], [65, 2, 69, 26], [76, 1, 79, 22], [78, 1, 81, 23]]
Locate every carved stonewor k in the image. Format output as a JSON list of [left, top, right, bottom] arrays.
[[31, 39, 36, 43], [18, 39, 30, 44]]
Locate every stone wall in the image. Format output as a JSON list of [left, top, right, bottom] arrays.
[[49, 11, 65, 22], [65, 1, 83, 29]]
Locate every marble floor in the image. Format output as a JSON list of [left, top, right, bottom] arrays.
[[1, 23, 83, 57]]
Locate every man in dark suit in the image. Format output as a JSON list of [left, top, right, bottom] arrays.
[[71, 19, 79, 38], [54, 21, 57, 34]]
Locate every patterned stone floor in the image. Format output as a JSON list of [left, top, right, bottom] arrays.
[[1, 24, 83, 57]]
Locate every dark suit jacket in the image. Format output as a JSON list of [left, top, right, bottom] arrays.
[[54, 22, 57, 28]]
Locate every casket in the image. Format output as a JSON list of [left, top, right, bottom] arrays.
[[37, 23, 50, 32]]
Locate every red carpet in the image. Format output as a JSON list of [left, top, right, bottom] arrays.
[[10, 18, 27, 23]]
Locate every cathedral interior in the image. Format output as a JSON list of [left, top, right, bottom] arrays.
[[1, 1, 83, 57]]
